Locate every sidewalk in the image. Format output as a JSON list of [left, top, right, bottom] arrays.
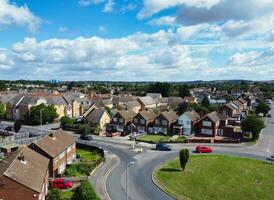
[[89, 151, 119, 200]]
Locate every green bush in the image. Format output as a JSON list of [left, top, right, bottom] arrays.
[[179, 149, 189, 171], [47, 188, 62, 200], [77, 180, 100, 200], [65, 163, 94, 176], [60, 117, 75, 127]]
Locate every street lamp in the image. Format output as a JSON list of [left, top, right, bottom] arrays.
[[126, 161, 136, 200], [40, 109, 44, 135]]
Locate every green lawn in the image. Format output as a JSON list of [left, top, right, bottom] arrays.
[[138, 135, 171, 143], [154, 155, 274, 200], [138, 134, 185, 143], [76, 149, 101, 162]]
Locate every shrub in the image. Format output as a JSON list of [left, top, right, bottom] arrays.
[[77, 180, 100, 200], [65, 163, 94, 176], [47, 188, 62, 200], [179, 149, 189, 171]]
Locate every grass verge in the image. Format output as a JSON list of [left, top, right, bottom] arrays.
[[154, 155, 274, 200]]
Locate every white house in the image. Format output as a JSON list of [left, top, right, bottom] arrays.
[[173, 111, 200, 136]]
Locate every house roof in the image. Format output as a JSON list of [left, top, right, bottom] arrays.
[[216, 113, 228, 121], [33, 130, 75, 158], [160, 111, 178, 122], [138, 96, 156, 106], [237, 98, 247, 105], [184, 111, 200, 121], [226, 103, 237, 110], [116, 110, 136, 120], [138, 110, 156, 121], [1, 147, 49, 193], [183, 96, 196, 102], [233, 100, 244, 107], [86, 109, 107, 124], [146, 93, 162, 99], [124, 100, 140, 108], [205, 111, 220, 123]]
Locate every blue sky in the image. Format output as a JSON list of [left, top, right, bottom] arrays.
[[0, 0, 274, 81]]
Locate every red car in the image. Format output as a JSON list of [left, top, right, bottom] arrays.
[[50, 178, 73, 189], [195, 145, 213, 153]]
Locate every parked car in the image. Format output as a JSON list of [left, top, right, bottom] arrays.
[[80, 134, 93, 140], [50, 178, 73, 189], [156, 143, 172, 151], [4, 126, 14, 131], [195, 145, 213, 153], [266, 114, 272, 118]]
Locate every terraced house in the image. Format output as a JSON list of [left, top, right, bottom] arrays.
[[29, 130, 76, 178]]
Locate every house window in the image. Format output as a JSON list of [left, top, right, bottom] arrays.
[[116, 125, 124, 131], [162, 120, 167, 126], [202, 121, 212, 127], [72, 144, 76, 149], [58, 162, 66, 174], [67, 146, 72, 153], [59, 152, 65, 159], [134, 118, 138, 123], [140, 119, 145, 124], [119, 118, 124, 123], [217, 129, 224, 136], [155, 119, 160, 125], [113, 117, 117, 122], [201, 128, 212, 135]]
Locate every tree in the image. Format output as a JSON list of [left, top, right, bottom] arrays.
[[147, 82, 173, 97], [255, 102, 270, 116], [77, 180, 100, 200], [14, 120, 22, 133], [201, 96, 210, 108], [241, 115, 265, 141], [60, 116, 75, 127], [179, 149, 189, 171], [0, 81, 6, 91], [177, 102, 189, 115], [90, 123, 100, 134], [26, 104, 59, 125], [46, 189, 61, 200], [79, 124, 91, 135], [0, 102, 5, 118], [178, 85, 191, 98]]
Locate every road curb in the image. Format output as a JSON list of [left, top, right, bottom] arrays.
[[151, 163, 177, 200], [90, 160, 104, 176], [103, 154, 120, 200]]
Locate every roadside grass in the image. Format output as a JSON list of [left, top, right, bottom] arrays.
[[76, 149, 101, 162], [138, 135, 170, 143], [154, 155, 274, 200], [138, 134, 185, 143]]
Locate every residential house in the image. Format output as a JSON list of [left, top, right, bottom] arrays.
[[112, 96, 137, 106], [109, 110, 136, 135], [173, 111, 200, 136], [197, 111, 220, 137], [29, 130, 76, 178], [137, 96, 157, 111], [232, 100, 244, 113], [0, 147, 49, 200], [152, 111, 178, 135], [183, 96, 197, 103], [133, 110, 156, 133], [168, 97, 184, 109], [218, 103, 238, 117], [237, 98, 248, 108], [146, 93, 162, 99], [85, 109, 110, 131], [116, 100, 141, 113]]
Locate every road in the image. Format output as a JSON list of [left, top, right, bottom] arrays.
[[1, 104, 273, 200]]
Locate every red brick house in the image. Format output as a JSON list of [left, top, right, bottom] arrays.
[[133, 110, 156, 133], [197, 111, 220, 137], [0, 147, 49, 200], [218, 102, 237, 117], [29, 130, 76, 178], [152, 111, 178, 135]]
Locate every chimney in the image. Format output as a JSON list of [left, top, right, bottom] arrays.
[[18, 152, 25, 161], [49, 133, 56, 139]]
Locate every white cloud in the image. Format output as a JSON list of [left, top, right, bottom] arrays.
[[98, 26, 107, 33], [0, 0, 40, 32], [78, 0, 105, 6], [138, 0, 221, 19], [148, 16, 177, 26], [0, 50, 13, 69], [58, 26, 68, 33], [103, 0, 114, 12]]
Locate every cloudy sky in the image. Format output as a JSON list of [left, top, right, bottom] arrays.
[[0, 0, 274, 81]]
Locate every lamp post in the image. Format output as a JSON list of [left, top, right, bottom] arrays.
[[126, 161, 136, 200], [40, 109, 44, 135]]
